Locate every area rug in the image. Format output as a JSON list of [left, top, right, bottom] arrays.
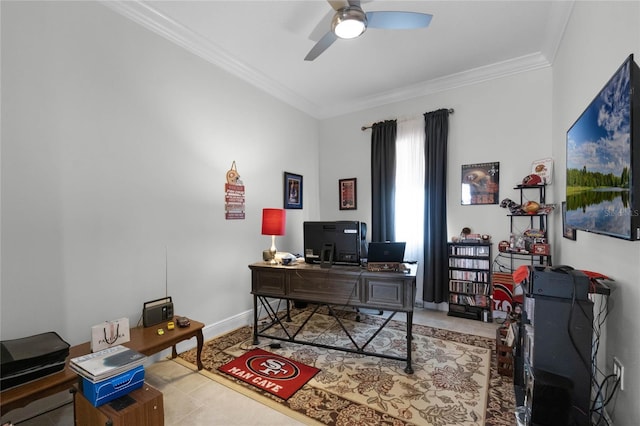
[[218, 347, 320, 400], [177, 308, 515, 426]]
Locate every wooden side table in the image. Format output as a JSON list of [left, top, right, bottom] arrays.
[[1, 316, 204, 416], [74, 382, 163, 426], [125, 317, 204, 371]]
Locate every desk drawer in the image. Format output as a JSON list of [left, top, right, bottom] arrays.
[[363, 278, 409, 310], [288, 273, 360, 304], [251, 270, 286, 297]]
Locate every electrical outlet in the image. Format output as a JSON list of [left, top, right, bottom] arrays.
[[613, 357, 624, 391]]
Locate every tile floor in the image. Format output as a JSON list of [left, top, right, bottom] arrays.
[[9, 308, 500, 426]]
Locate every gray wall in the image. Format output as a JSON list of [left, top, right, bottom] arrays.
[[550, 2, 640, 424], [1, 1, 320, 345]]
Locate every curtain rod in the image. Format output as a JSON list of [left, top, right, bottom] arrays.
[[361, 108, 454, 131]]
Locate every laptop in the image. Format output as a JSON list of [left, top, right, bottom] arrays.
[[366, 242, 406, 270]]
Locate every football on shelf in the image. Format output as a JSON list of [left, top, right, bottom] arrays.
[[522, 201, 540, 214]]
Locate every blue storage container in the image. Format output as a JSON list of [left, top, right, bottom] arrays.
[[81, 365, 145, 407]]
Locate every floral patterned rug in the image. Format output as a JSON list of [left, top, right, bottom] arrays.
[[177, 308, 515, 426]]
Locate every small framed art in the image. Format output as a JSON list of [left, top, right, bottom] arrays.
[[284, 172, 303, 209], [461, 162, 500, 205], [531, 157, 553, 184], [339, 178, 357, 210]]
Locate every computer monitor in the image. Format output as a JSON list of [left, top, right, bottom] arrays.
[[303, 221, 366, 265]]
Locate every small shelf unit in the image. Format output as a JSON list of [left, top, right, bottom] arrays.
[[501, 185, 552, 271], [447, 241, 492, 322]]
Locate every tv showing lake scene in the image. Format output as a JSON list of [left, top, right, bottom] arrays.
[[566, 54, 640, 241]]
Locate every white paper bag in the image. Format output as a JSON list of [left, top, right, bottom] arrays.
[[91, 317, 130, 352]]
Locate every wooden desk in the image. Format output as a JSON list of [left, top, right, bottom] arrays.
[[0, 317, 203, 416], [249, 262, 417, 373]]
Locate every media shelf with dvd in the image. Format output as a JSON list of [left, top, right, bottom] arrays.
[[447, 241, 492, 322]]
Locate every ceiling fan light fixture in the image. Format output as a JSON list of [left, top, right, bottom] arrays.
[[331, 7, 367, 39]]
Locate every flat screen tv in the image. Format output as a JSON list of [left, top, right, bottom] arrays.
[[303, 221, 366, 265], [566, 54, 640, 241]]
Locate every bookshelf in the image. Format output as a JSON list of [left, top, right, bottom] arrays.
[[447, 241, 492, 322]]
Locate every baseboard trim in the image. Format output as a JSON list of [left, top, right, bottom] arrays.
[[148, 300, 285, 363]]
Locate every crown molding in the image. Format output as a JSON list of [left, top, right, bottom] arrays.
[[100, 1, 320, 116], [318, 52, 552, 119], [540, 0, 574, 65], [101, 1, 561, 121]]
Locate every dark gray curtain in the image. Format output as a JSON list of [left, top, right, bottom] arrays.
[[423, 109, 450, 303], [370, 120, 397, 242]]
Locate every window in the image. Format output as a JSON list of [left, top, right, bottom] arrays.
[[395, 118, 425, 296]]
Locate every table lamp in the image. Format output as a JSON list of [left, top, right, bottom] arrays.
[[261, 208, 286, 264]]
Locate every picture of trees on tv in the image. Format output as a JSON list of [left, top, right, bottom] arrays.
[[566, 54, 640, 241]]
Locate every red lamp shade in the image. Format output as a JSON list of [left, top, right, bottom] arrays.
[[261, 208, 286, 236]]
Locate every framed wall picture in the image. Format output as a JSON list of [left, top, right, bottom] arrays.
[[461, 162, 500, 205], [284, 172, 303, 209], [562, 201, 577, 240], [531, 157, 554, 184], [339, 178, 357, 210]]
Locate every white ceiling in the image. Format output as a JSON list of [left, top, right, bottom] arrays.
[[104, 0, 574, 119]]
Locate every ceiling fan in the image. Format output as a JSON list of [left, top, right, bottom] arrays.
[[304, 0, 433, 61]]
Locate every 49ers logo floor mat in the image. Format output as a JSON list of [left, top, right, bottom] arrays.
[[217, 348, 320, 400]]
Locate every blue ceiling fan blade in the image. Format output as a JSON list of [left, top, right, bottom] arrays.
[[366, 11, 432, 30]]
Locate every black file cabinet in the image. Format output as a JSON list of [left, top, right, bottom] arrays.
[[516, 267, 594, 426]]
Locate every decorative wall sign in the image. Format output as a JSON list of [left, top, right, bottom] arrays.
[[461, 162, 500, 205], [225, 161, 245, 220], [284, 172, 303, 209], [531, 157, 553, 184], [339, 178, 357, 210]]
